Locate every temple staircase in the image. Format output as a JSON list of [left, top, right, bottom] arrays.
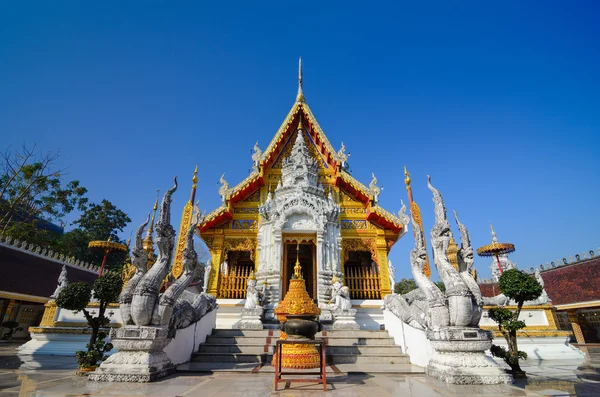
[[180, 328, 417, 373]]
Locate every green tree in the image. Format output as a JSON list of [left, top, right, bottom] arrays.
[[394, 278, 418, 295], [56, 273, 122, 369], [488, 269, 543, 377], [57, 200, 131, 271], [434, 281, 446, 293], [73, 200, 131, 241], [0, 144, 88, 244], [394, 278, 445, 295]]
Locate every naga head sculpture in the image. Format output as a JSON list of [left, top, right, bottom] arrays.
[[131, 212, 151, 272], [155, 178, 178, 259], [454, 210, 474, 273], [427, 176, 451, 254], [410, 217, 428, 274]]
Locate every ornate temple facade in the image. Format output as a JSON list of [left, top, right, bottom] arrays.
[[198, 61, 406, 318]]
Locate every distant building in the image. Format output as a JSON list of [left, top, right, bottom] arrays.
[[479, 248, 600, 344], [0, 235, 100, 339]]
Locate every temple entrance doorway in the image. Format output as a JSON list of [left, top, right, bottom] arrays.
[[282, 242, 316, 299]]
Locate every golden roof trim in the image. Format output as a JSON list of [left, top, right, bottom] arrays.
[[339, 171, 371, 198], [372, 206, 402, 228]]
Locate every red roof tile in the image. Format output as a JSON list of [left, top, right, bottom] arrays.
[[539, 257, 600, 305], [478, 257, 600, 305]]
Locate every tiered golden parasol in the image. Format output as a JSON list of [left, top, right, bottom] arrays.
[[88, 238, 128, 277], [476, 224, 515, 275]]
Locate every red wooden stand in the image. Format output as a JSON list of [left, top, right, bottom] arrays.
[[273, 339, 327, 391]]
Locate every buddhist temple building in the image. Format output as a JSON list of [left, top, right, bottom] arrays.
[[197, 60, 406, 324]]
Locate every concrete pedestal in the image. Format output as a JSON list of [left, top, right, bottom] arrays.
[[238, 308, 264, 330], [426, 327, 512, 385], [89, 326, 175, 382], [332, 309, 360, 330]]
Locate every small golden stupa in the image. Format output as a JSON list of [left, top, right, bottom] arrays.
[[273, 247, 321, 369]]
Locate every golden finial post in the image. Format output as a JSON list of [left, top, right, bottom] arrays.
[[190, 165, 198, 202], [296, 57, 305, 102], [293, 243, 303, 279], [404, 165, 413, 204]]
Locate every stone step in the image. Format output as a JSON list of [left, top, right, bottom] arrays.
[[191, 352, 409, 364], [192, 353, 269, 363], [205, 336, 395, 346], [210, 329, 392, 338], [198, 344, 404, 355], [330, 354, 410, 364], [178, 362, 424, 375]]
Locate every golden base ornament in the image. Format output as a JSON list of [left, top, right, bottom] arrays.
[[273, 269, 321, 369]]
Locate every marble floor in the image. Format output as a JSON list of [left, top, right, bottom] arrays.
[[1, 343, 600, 397]]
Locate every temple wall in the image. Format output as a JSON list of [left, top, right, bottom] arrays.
[[383, 308, 432, 367], [164, 308, 217, 364]]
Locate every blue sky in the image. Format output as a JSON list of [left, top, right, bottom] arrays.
[[1, 2, 599, 282]]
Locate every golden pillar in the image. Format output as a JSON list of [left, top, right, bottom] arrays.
[[208, 236, 224, 296], [567, 310, 586, 344], [376, 236, 392, 297], [39, 301, 58, 327], [1, 299, 16, 324]]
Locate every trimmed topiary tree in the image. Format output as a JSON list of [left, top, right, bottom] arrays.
[[56, 272, 122, 369], [488, 268, 543, 377]]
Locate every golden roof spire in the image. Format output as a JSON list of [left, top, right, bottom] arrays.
[[404, 165, 411, 190], [190, 165, 198, 203], [192, 164, 198, 186], [404, 165, 414, 204], [296, 57, 305, 103], [149, 190, 159, 232]]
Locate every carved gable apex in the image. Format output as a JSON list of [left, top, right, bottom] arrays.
[[262, 105, 338, 171]]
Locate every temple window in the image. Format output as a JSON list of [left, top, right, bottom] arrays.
[[344, 251, 381, 300], [218, 251, 255, 299]]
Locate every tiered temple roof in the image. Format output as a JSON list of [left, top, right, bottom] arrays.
[[199, 61, 403, 236]]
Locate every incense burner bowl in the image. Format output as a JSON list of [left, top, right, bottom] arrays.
[[281, 315, 321, 339]]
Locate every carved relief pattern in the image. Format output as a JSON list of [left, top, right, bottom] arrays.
[[341, 220, 368, 230], [215, 220, 231, 230], [341, 207, 366, 214], [342, 238, 377, 262], [171, 201, 193, 279], [272, 130, 324, 169], [341, 190, 360, 203], [283, 234, 316, 244], [232, 220, 258, 230], [223, 238, 257, 261], [234, 207, 259, 214], [202, 237, 214, 248]]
